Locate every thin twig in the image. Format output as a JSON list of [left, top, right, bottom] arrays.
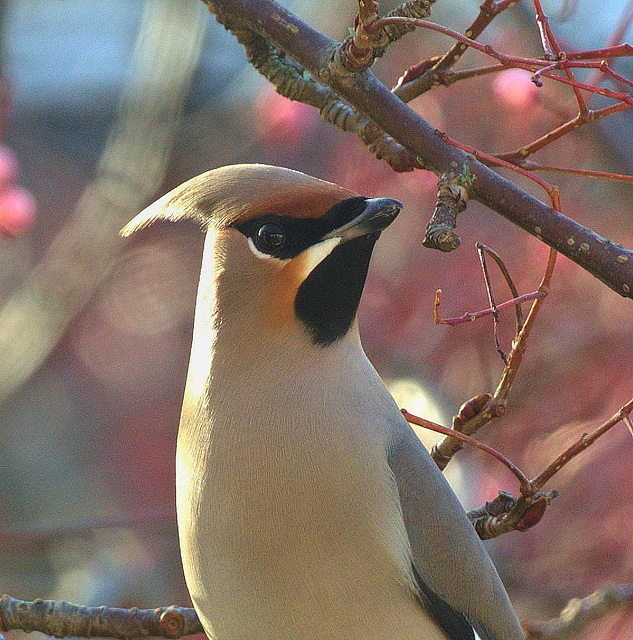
[[477, 244, 508, 365], [531, 398, 633, 491], [393, 0, 515, 102], [429, 138, 560, 468], [531, 0, 589, 116], [377, 16, 633, 106], [434, 289, 545, 326], [401, 409, 532, 493], [493, 245, 557, 404], [585, 0, 633, 89], [519, 161, 633, 184], [476, 243, 524, 331], [567, 42, 633, 61], [467, 398, 633, 539], [205, 0, 633, 298], [497, 102, 632, 165]]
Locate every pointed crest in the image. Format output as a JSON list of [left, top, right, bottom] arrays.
[[120, 164, 356, 237]]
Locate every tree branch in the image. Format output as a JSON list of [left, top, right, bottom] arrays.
[[0, 596, 202, 639], [226, 24, 421, 171], [525, 584, 633, 639], [203, 0, 633, 299]]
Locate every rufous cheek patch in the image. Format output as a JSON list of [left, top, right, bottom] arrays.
[[263, 256, 310, 331], [262, 238, 341, 332]]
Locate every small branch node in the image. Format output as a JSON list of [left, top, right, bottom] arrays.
[[423, 169, 474, 252], [469, 489, 557, 539], [452, 393, 492, 430], [159, 608, 186, 639]]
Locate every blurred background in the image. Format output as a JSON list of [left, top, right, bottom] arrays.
[[0, 0, 631, 638]]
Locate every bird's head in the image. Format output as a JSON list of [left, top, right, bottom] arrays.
[[121, 164, 402, 349]]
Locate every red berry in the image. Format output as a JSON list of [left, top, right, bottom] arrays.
[[0, 187, 37, 236]]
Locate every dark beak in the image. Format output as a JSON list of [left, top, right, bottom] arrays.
[[323, 197, 403, 242]]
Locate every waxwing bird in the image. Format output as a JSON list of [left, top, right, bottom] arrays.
[[121, 164, 526, 640]]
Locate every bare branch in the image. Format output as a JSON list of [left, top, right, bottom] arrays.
[[401, 409, 532, 493], [213, 11, 421, 171], [434, 397, 633, 538], [525, 584, 633, 639], [497, 103, 632, 165], [434, 289, 545, 327], [0, 596, 202, 640], [394, 0, 515, 101], [530, 397, 633, 491], [380, 16, 633, 104], [203, 0, 633, 299]]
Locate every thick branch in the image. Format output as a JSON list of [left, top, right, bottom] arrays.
[[0, 596, 202, 639], [231, 25, 420, 171], [204, 0, 633, 299]]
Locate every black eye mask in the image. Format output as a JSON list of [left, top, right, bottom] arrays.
[[232, 197, 368, 259]]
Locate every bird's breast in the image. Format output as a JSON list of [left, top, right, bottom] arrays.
[[175, 359, 446, 640]]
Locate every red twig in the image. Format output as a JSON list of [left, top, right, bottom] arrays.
[[531, 398, 633, 490], [567, 43, 633, 61], [436, 131, 559, 197], [532, 0, 557, 61], [521, 161, 633, 184], [531, 0, 588, 116], [393, 0, 515, 99], [497, 101, 632, 165], [585, 1, 633, 88], [434, 289, 546, 326], [377, 16, 633, 106], [401, 409, 532, 494], [478, 244, 509, 364]]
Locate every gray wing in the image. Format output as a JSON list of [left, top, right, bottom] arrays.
[[410, 561, 475, 640], [386, 413, 526, 640]]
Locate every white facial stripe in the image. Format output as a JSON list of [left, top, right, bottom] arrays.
[[300, 236, 342, 272], [247, 235, 342, 267]]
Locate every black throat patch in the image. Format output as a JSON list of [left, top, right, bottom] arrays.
[[294, 233, 378, 347]]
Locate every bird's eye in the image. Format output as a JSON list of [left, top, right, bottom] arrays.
[[255, 223, 286, 254]]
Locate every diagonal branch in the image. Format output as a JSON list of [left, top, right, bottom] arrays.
[[525, 584, 633, 640], [229, 23, 421, 171], [394, 0, 516, 101], [203, 0, 633, 300]]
